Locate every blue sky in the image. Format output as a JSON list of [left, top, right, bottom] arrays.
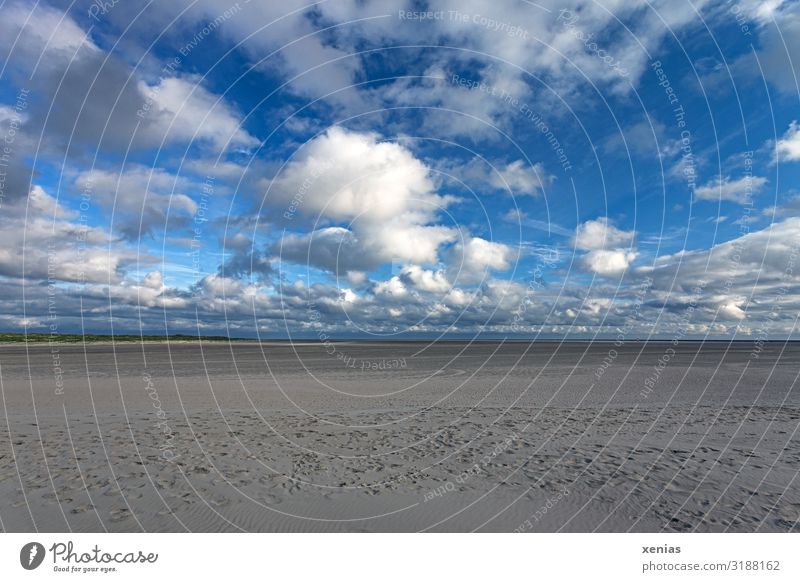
[[0, 0, 799, 339]]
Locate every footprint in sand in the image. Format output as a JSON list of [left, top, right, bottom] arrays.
[[70, 504, 95, 514], [207, 495, 231, 507], [109, 508, 132, 522]]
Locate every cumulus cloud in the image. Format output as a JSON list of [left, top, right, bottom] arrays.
[[5, 211, 796, 338], [642, 217, 800, 328], [694, 175, 768, 204], [270, 127, 459, 272], [274, 221, 458, 275], [76, 166, 199, 239], [581, 249, 638, 275], [218, 247, 276, 282], [747, 3, 800, 94], [0, 2, 257, 154], [274, 227, 373, 274], [574, 217, 637, 275], [775, 121, 800, 162], [135, 77, 258, 151], [0, 1, 99, 72], [447, 237, 515, 283], [86, 271, 189, 309], [268, 127, 443, 222], [399, 265, 452, 294], [574, 217, 635, 251], [0, 186, 143, 284], [1, 0, 797, 340]]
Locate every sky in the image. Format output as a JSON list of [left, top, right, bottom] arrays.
[[0, 0, 798, 340]]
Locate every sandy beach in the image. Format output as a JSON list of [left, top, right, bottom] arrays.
[[1, 341, 798, 532]]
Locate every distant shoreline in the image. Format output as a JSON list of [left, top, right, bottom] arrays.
[[0, 333, 238, 343], [0, 333, 797, 344]]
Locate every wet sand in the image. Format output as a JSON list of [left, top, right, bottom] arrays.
[[1, 341, 798, 532]]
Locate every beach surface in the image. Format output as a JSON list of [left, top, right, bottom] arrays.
[[1, 341, 798, 532]]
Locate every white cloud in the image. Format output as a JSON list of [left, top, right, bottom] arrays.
[[275, 227, 372, 273], [136, 77, 258, 151], [3, 0, 797, 340], [93, 271, 188, 309], [146, 0, 718, 136], [694, 175, 768, 203], [346, 271, 368, 286], [775, 121, 800, 162], [363, 223, 457, 266], [447, 237, 515, 283], [373, 276, 409, 298], [269, 127, 443, 223], [719, 299, 747, 320], [642, 217, 800, 327], [746, 3, 800, 94], [737, 0, 789, 23], [76, 166, 199, 239], [574, 217, 637, 275], [271, 128, 459, 272], [200, 0, 365, 106], [276, 222, 459, 275], [0, 186, 143, 284], [0, 3, 257, 153], [489, 160, 552, 196], [574, 217, 635, 251], [5, 210, 796, 338], [582, 249, 637, 275], [0, 1, 99, 71], [442, 156, 552, 195], [399, 265, 452, 294]]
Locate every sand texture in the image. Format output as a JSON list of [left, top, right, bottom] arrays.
[[1, 341, 798, 532]]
